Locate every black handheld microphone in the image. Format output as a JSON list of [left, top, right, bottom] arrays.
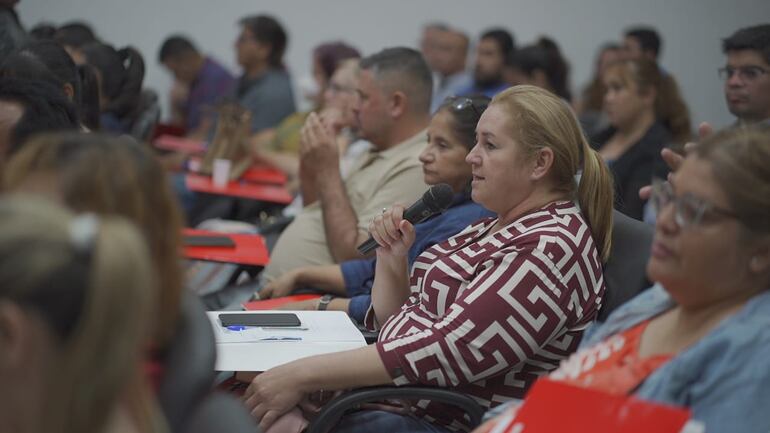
[[357, 183, 454, 255]]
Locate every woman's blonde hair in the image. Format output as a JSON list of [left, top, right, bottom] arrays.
[[3, 132, 184, 347], [491, 85, 614, 261], [0, 196, 155, 433]]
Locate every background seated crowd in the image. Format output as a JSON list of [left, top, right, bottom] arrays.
[[0, 4, 769, 432]]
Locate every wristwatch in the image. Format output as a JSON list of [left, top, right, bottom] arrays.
[[317, 294, 334, 311]]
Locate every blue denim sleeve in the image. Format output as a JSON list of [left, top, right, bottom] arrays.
[[347, 294, 372, 323], [340, 258, 376, 297]]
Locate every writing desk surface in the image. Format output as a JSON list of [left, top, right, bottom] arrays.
[[208, 310, 366, 371]]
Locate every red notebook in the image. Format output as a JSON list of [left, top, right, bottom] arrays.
[[494, 379, 694, 433], [242, 294, 321, 310]]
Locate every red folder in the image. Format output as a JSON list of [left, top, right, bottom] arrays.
[[182, 228, 269, 267], [187, 157, 288, 185], [154, 134, 207, 154], [496, 379, 692, 433], [185, 173, 293, 204], [242, 294, 321, 310]]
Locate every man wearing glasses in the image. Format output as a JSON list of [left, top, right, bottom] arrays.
[[721, 24, 770, 126], [641, 24, 769, 223]]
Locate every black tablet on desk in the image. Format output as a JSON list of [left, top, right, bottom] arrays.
[[184, 235, 236, 248], [219, 313, 301, 327]]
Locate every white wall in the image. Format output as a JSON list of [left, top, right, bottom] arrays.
[[17, 0, 770, 129]]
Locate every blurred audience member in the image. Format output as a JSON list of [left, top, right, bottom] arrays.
[[207, 47, 432, 309], [0, 77, 79, 168], [592, 58, 691, 220], [477, 127, 770, 433], [4, 132, 185, 387], [249, 41, 360, 183], [2, 40, 101, 130], [0, 0, 26, 59], [81, 43, 146, 134], [231, 14, 295, 135], [309, 41, 360, 108], [504, 36, 572, 102], [623, 26, 662, 62], [54, 21, 99, 65], [460, 27, 514, 97], [576, 43, 623, 137], [261, 96, 495, 318], [0, 197, 164, 433], [419, 22, 449, 76], [430, 28, 472, 112], [28, 22, 56, 40], [721, 24, 770, 126], [158, 34, 235, 137]]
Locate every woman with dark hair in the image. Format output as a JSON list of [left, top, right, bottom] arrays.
[[81, 42, 146, 134], [29, 23, 57, 40], [53, 21, 99, 64], [504, 37, 572, 102], [258, 95, 495, 318], [576, 43, 623, 137], [591, 58, 692, 221], [309, 41, 361, 107], [1, 40, 101, 130]]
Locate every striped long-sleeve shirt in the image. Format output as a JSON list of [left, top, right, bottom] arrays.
[[367, 201, 605, 432]]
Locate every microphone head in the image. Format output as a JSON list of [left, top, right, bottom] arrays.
[[423, 183, 454, 213]]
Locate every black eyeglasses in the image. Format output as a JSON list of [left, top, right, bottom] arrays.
[[718, 66, 769, 83], [650, 178, 738, 228]]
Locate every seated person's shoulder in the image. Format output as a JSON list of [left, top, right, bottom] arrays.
[[687, 294, 770, 365], [264, 68, 292, 86]]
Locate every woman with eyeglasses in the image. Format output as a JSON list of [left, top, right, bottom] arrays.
[[592, 58, 691, 221], [0, 197, 164, 433], [243, 85, 615, 433], [259, 95, 494, 318], [475, 127, 770, 433]]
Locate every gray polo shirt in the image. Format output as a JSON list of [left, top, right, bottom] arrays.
[[235, 68, 296, 133]]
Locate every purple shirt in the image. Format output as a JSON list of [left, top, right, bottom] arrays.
[[184, 57, 235, 131]]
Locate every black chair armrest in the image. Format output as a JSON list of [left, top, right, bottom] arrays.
[[307, 386, 485, 433]]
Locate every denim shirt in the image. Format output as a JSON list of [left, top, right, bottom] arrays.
[[341, 194, 494, 322], [487, 284, 770, 432], [579, 283, 770, 433]]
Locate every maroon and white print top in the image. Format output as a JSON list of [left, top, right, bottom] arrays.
[[368, 201, 605, 431]]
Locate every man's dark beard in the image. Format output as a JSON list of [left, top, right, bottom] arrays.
[[474, 69, 503, 89]]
